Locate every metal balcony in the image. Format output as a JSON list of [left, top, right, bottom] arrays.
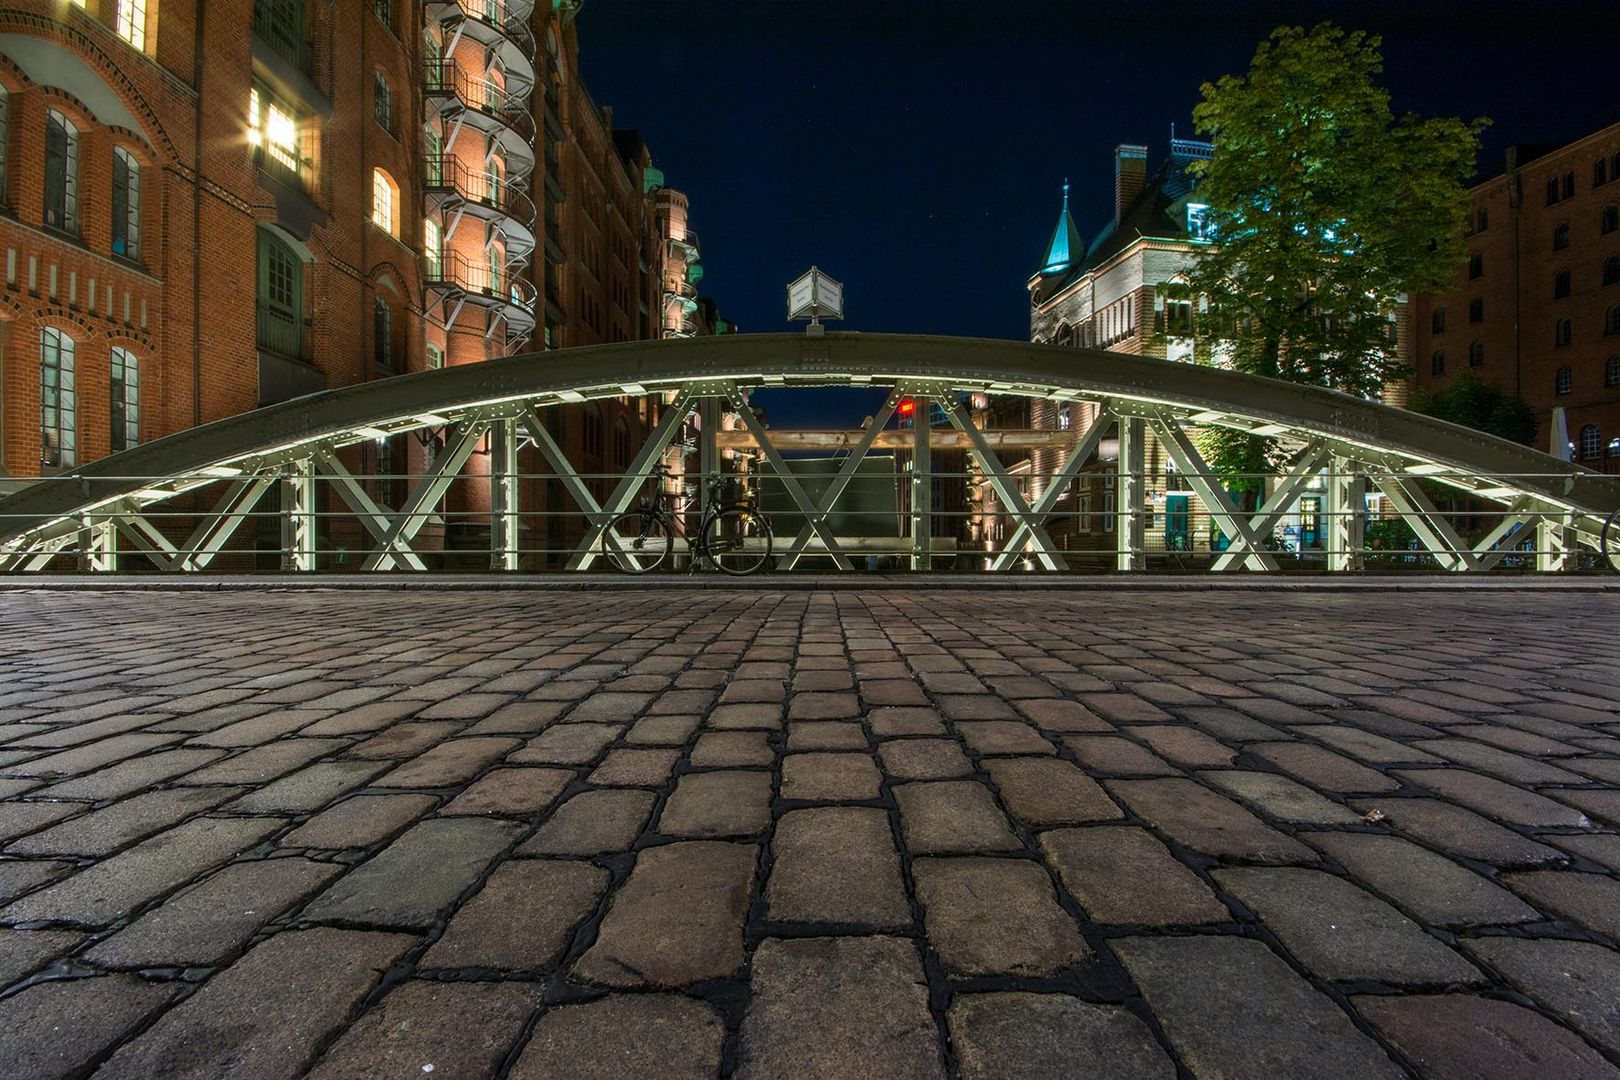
[[424, 249, 538, 347], [424, 62, 536, 176], [423, 0, 537, 94], [423, 154, 537, 265]]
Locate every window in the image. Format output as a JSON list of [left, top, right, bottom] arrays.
[[1475, 207, 1488, 232], [1553, 222, 1570, 250], [1555, 366, 1573, 395], [423, 216, 441, 277], [1605, 205, 1619, 235], [1607, 356, 1620, 386], [1564, 171, 1576, 199], [1186, 203, 1211, 241], [1469, 340, 1484, 367], [43, 110, 80, 234], [373, 296, 393, 371], [1431, 308, 1445, 334], [1468, 297, 1483, 323], [373, 0, 393, 27], [373, 73, 392, 133], [1554, 269, 1571, 299], [1547, 177, 1559, 206], [1608, 305, 1620, 336], [371, 168, 397, 235], [0, 85, 9, 205], [613, 417, 630, 465], [1580, 425, 1601, 461], [40, 328, 76, 469], [1555, 317, 1573, 347], [584, 405, 603, 458], [1431, 351, 1446, 376], [116, 0, 147, 51], [426, 342, 444, 370], [1598, 159, 1609, 187], [248, 84, 304, 182], [110, 347, 139, 451], [111, 147, 140, 259], [1468, 253, 1483, 279], [256, 229, 305, 359], [1606, 256, 1620, 286]]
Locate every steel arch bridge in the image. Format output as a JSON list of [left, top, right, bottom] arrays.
[[2, 333, 1617, 574]]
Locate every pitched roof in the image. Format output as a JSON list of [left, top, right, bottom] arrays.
[[1036, 181, 1086, 275]]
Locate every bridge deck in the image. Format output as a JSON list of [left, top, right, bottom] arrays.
[[0, 586, 1617, 1076]]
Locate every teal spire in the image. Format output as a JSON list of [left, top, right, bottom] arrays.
[[1039, 179, 1086, 275]]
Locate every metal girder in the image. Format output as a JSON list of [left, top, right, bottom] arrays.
[[989, 402, 1115, 572], [111, 511, 179, 571], [1537, 512, 1573, 572], [1370, 474, 1478, 572], [777, 385, 908, 570], [1152, 416, 1281, 572], [1209, 440, 1330, 572], [911, 394, 931, 571], [77, 516, 116, 573], [1326, 456, 1365, 572], [490, 417, 520, 571], [359, 421, 489, 572], [727, 383, 854, 571], [314, 451, 431, 573], [941, 394, 1065, 571], [1470, 500, 1536, 572], [282, 457, 317, 572], [1116, 417, 1145, 572]]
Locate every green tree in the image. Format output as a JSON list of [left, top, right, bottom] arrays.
[[1183, 24, 1485, 478], [1409, 370, 1538, 445]]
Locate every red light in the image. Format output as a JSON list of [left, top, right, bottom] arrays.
[[898, 399, 916, 416]]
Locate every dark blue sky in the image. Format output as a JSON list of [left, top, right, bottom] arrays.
[[577, 0, 1620, 425]]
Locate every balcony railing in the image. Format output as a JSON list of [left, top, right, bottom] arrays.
[[426, 250, 538, 315], [424, 154, 536, 228], [425, 62, 536, 145], [257, 304, 312, 362]]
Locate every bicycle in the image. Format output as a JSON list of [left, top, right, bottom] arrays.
[[1602, 508, 1620, 573], [600, 464, 774, 575]]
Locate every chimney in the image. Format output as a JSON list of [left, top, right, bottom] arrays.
[[1114, 144, 1149, 222]]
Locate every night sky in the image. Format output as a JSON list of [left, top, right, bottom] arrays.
[[578, 1, 1620, 425]]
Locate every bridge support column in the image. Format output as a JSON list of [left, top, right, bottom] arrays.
[[1537, 513, 1573, 572], [911, 396, 931, 571], [1326, 457, 1365, 572], [1116, 418, 1144, 571], [282, 459, 317, 572], [699, 397, 719, 522], [78, 515, 115, 573], [490, 417, 520, 572]]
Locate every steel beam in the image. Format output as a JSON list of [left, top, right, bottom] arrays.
[[1116, 417, 1145, 572], [314, 452, 431, 572], [941, 394, 1065, 571], [728, 384, 854, 571], [1325, 456, 1365, 572], [1537, 512, 1573, 572], [281, 457, 317, 572], [78, 515, 116, 572], [1152, 417, 1281, 572], [711, 428, 1076, 451], [988, 404, 1113, 572], [359, 421, 488, 572], [911, 396, 931, 570], [490, 416, 520, 571], [1209, 440, 1330, 572], [175, 471, 278, 572], [778, 387, 906, 570], [1370, 474, 1477, 572]]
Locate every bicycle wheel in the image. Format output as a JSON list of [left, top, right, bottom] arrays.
[[1602, 509, 1620, 573], [600, 510, 673, 573], [702, 505, 773, 576]]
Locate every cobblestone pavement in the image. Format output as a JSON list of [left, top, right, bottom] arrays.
[[0, 587, 1618, 1079]]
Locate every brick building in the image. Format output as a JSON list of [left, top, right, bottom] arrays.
[[1412, 120, 1620, 471], [0, 0, 728, 546]]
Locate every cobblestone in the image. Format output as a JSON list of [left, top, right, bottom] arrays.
[[2, 587, 1617, 1076]]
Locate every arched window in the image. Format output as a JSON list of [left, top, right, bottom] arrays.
[[1553, 222, 1570, 250], [40, 328, 76, 469], [1604, 204, 1619, 235], [372, 168, 399, 235], [1607, 356, 1620, 387], [1554, 269, 1571, 298], [1055, 322, 1074, 346], [1431, 351, 1446, 376], [1606, 256, 1620, 287], [1475, 207, 1488, 232], [1469, 340, 1485, 367], [1608, 305, 1620, 335], [1555, 366, 1573, 395], [1431, 308, 1445, 334], [373, 296, 394, 372], [1600, 158, 1611, 187], [112, 148, 141, 260], [1556, 318, 1573, 347], [256, 229, 306, 360], [1580, 425, 1601, 461], [44, 110, 80, 234], [110, 347, 140, 451]]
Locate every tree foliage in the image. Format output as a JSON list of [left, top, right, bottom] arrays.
[[1184, 23, 1485, 399], [1409, 370, 1538, 446]]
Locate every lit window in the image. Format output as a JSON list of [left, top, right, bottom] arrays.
[[40, 328, 76, 469], [1556, 366, 1573, 395], [371, 168, 396, 234], [1580, 425, 1601, 461], [426, 342, 444, 370], [249, 85, 302, 178], [1186, 203, 1211, 241], [43, 110, 79, 234], [423, 216, 441, 276], [112, 147, 140, 259], [116, 0, 147, 50], [110, 348, 140, 451]]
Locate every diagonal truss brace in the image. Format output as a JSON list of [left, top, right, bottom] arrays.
[[359, 420, 489, 571], [988, 400, 1115, 572], [1209, 439, 1331, 572], [727, 383, 854, 571], [775, 385, 914, 570], [940, 394, 1066, 571], [101, 472, 278, 572], [1370, 473, 1479, 572], [1151, 415, 1281, 572], [314, 451, 431, 572]]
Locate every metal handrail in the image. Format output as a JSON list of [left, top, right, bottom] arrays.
[[423, 155, 537, 229], [424, 62, 537, 145], [425, 249, 538, 312]]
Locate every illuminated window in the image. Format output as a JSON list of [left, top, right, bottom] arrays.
[[371, 168, 397, 234], [116, 0, 147, 50], [112, 147, 141, 259], [1556, 366, 1573, 395], [1580, 425, 1601, 461], [423, 217, 441, 276], [40, 328, 76, 469], [110, 348, 140, 451], [249, 85, 303, 180], [1186, 203, 1211, 241], [43, 110, 79, 234], [426, 342, 444, 369]]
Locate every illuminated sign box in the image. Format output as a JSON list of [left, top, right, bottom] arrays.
[[787, 267, 844, 322]]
